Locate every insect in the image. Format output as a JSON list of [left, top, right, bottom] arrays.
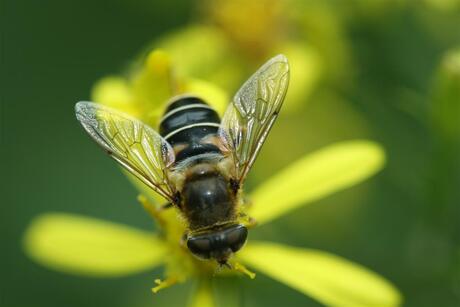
[[75, 54, 290, 265]]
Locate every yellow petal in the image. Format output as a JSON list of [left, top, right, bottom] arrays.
[[185, 78, 229, 115], [278, 42, 321, 111], [146, 49, 172, 77], [23, 213, 166, 277], [158, 26, 229, 78], [240, 241, 402, 307], [188, 279, 215, 307], [249, 140, 385, 224], [130, 49, 182, 126], [91, 77, 138, 117], [157, 25, 243, 90]]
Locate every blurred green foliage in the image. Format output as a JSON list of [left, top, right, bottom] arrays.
[[2, 0, 460, 306]]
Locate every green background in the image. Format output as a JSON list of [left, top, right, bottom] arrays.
[[2, 1, 460, 306]]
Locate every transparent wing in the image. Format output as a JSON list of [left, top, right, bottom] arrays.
[[75, 101, 176, 203], [218, 54, 290, 185]]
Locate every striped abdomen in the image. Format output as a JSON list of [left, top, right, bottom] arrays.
[[159, 96, 222, 163]]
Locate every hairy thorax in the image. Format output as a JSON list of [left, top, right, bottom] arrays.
[[181, 162, 237, 231]]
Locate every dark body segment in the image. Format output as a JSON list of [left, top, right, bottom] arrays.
[[159, 96, 222, 163], [182, 172, 234, 229], [159, 96, 235, 231]]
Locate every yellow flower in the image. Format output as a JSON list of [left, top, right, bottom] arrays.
[[23, 140, 400, 306], [23, 50, 402, 306], [144, 0, 362, 117], [91, 49, 229, 126], [155, 23, 322, 112]]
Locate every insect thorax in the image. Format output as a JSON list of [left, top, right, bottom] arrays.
[[182, 167, 236, 231]]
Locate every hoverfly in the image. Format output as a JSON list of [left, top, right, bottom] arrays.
[[75, 54, 289, 265]]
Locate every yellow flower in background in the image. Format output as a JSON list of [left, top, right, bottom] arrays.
[[23, 50, 401, 307], [204, 0, 287, 58], [152, 0, 327, 112], [152, 0, 354, 111], [91, 50, 229, 127]]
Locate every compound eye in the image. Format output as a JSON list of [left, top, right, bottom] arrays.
[[187, 236, 212, 260], [225, 225, 248, 253]]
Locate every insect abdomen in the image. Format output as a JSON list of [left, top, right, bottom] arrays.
[[159, 96, 222, 163]]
